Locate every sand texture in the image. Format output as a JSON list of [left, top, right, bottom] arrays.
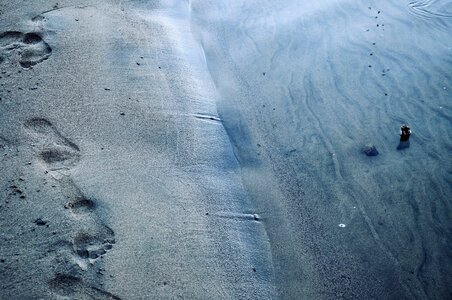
[[1, 0, 451, 299]]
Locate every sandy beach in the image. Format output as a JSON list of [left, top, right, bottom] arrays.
[[1, 0, 451, 299]]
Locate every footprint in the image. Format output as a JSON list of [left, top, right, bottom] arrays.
[[24, 118, 80, 170], [22, 118, 118, 297], [73, 228, 115, 262], [0, 31, 52, 69], [48, 274, 121, 300]]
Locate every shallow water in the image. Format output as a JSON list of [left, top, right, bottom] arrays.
[[191, 0, 452, 298]]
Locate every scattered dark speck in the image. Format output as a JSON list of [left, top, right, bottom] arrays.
[[163, 281, 168, 286], [372, 42, 376, 45], [368, 65, 372, 68], [158, 66, 161, 69], [378, 11, 381, 14], [384, 93, 388, 96], [104, 88, 110, 91], [205, 212, 209, 215], [252, 268, 256, 272], [370, 53, 373, 56], [120, 112, 125, 116], [20, 195, 26, 199], [136, 62, 140, 66], [262, 72, 266, 76]]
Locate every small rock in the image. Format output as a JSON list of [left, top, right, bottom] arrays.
[[35, 218, 47, 226], [362, 144, 379, 156], [120, 112, 125, 116]]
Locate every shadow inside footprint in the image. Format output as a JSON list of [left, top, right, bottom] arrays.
[[23, 32, 43, 44], [65, 197, 96, 213], [40, 147, 79, 163]]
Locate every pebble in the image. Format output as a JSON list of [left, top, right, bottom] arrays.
[[362, 144, 379, 156], [35, 218, 47, 226]]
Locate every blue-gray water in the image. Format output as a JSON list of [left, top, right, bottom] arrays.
[[190, 0, 452, 298]]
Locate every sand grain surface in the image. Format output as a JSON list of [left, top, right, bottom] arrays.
[[1, 0, 451, 299]]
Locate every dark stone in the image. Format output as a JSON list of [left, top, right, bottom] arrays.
[[35, 218, 47, 226], [362, 144, 379, 156]]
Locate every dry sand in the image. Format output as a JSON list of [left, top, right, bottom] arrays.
[[1, 0, 451, 299]]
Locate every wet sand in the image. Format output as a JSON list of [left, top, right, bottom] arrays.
[[191, 0, 451, 298], [1, 0, 451, 299]]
